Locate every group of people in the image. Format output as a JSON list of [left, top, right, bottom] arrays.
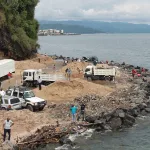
[[65, 68, 72, 81], [70, 103, 86, 122], [132, 67, 146, 78], [64, 57, 82, 66]]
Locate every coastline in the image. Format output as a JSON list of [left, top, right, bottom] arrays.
[[0, 54, 150, 149]]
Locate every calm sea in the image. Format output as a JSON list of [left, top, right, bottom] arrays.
[[38, 34, 150, 69], [38, 34, 150, 150]]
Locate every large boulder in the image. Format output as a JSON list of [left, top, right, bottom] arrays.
[[59, 137, 73, 145], [95, 127, 102, 132], [112, 109, 125, 118], [104, 114, 112, 122], [127, 108, 139, 117], [140, 110, 147, 116], [110, 117, 122, 130], [122, 114, 136, 127], [138, 104, 146, 110], [145, 108, 150, 113], [85, 116, 99, 123], [94, 119, 106, 124]]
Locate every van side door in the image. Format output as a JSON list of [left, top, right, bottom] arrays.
[[10, 98, 21, 109], [19, 92, 26, 107], [3, 99, 9, 109]]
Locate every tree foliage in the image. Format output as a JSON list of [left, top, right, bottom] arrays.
[[0, 0, 39, 59]]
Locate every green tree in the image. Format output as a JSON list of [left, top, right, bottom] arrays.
[[0, 0, 39, 59]]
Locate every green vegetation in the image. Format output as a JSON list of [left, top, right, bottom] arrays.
[[0, 0, 39, 59]]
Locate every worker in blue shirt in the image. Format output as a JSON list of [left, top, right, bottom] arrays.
[[70, 105, 77, 122]]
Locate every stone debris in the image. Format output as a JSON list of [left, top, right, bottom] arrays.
[[17, 123, 86, 149]]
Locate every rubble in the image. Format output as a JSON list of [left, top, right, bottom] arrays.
[[17, 123, 86, 149]]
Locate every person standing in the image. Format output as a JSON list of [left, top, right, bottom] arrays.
[[7, 72, 12, 79], [65, 68, 68, 77], [0, 81, 1, 89], [53, 64, 56, 72], [0, 89, 5, 96], [3, 117, 14, 142], [77, 103, 86, 121], [132, 69, 137, 78], [38, 76, 42, 90], [77, 67, 80, 74], [70, 105, 77, 122], [7, 72, 12, 83], [67, 68, 72, 81]]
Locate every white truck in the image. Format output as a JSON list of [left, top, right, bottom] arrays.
[[84, 65, 116, 81], [0, 59, 15, 78], [22, 69, 66, 87]]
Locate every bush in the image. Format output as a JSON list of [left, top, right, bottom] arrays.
[[0, 0, 39, 59]]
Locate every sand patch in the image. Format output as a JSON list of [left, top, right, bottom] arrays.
[[33, 78, 114, 103]]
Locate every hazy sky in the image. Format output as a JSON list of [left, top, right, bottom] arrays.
[[35, 0, 150, 23]]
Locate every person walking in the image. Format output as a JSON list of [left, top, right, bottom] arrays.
[[3, 117, 14, 142], [70, 105, 77, 122], [7, 72, 12, 83], [38, 76, 42, 90], [77, 103, 86, 121]]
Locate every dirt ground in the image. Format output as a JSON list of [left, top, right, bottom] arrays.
[[0, 55, 132, 147], [33, 78, 114, 103]]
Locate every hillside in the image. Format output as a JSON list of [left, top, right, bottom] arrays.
[[0, 0, 39, 59], [39, 20, 150, 33], [39, 23, 103, 34]]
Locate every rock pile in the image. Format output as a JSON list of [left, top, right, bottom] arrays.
[[74, 94, 102, 104]]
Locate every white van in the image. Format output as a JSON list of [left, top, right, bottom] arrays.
[[0, 96, 25, 110]]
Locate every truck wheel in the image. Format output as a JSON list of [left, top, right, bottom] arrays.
[[39, 107, 44, 111], [27, 105, 34, 112], [1, 107, 6, 110]]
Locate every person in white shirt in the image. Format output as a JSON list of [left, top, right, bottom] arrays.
[[0, 89, 5, 96], [3, 117, 14, 141], [38, 76, 42, 90]]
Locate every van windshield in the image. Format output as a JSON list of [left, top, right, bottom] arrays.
[[24, 91, 35, 98]]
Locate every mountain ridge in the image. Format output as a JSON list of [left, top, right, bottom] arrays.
[[39, 20, 150, 33]]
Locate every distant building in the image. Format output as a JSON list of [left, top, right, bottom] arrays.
[[60, 30, 64, 34], [38, 28, 64, 36]]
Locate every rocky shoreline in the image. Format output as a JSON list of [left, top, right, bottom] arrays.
[[12, 61, 150, 150]]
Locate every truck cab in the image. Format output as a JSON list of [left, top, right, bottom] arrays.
[[5, 86, 47, 112], [22, 69, 42, 86], [84, 65, 95, 78]]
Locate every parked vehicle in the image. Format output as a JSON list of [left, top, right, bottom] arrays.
[[22, 69, 66, 87], [0, 59, 15, 79], [5, 86, 47, 112], [84, 65, 116, 81], [0, 96, 25, 110]]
